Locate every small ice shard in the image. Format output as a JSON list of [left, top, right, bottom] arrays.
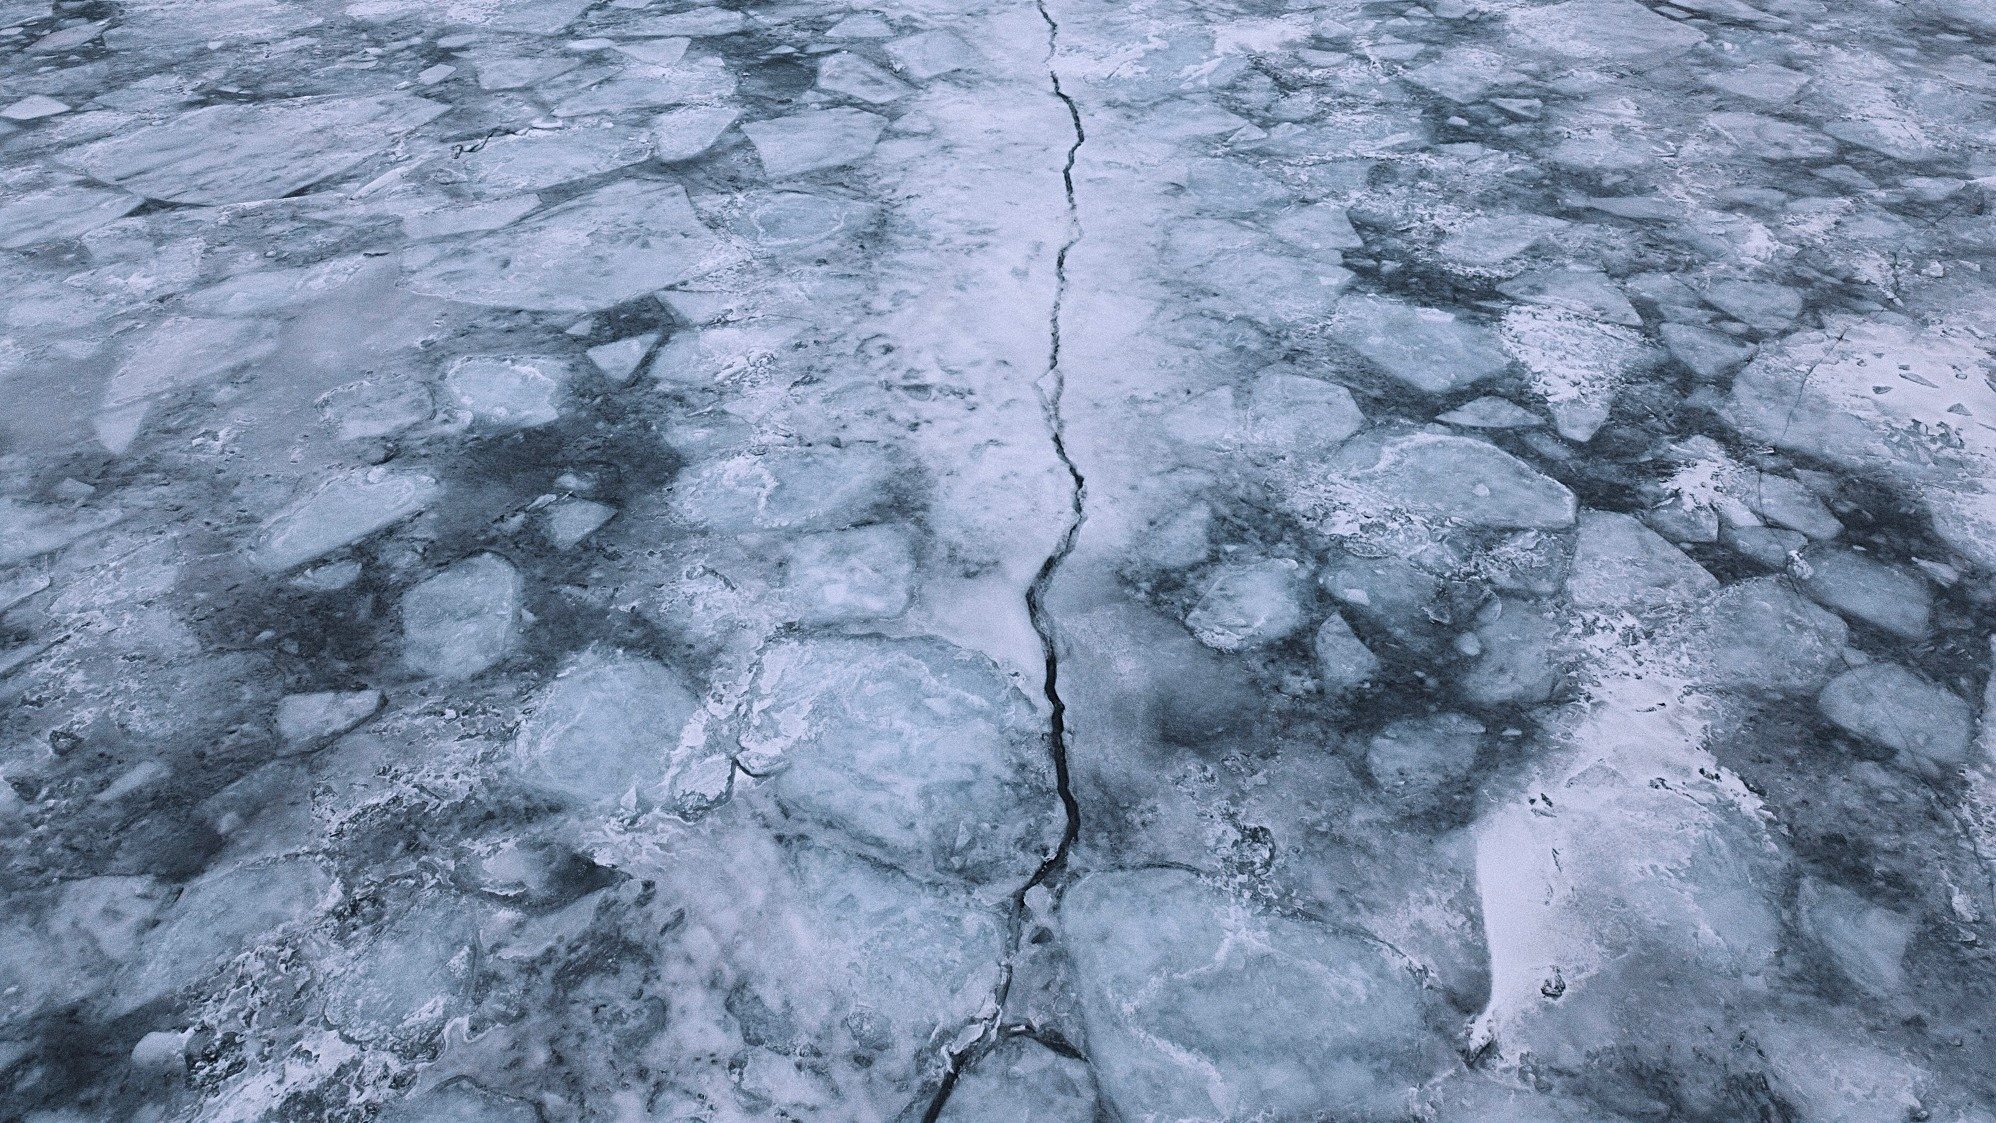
[[63, 94, 447, 205], [444, 355, 570, 430], [1328, 295, 1510, 394], [1313, 612, 1380, 694], [1795, 547, 1930, 639], [1818, 663, 1973, 772], [403, 181, 723, 312], [737, 636, 1057, 883], [512, 651, 700, 805], [886, 29, 977, 78], [275, 689, 383, 747], [1244, 371, 1364, 457], [1185, 559, 1310, 651], [1685, 576, 1848, 694], [743, 108, 887, 177], [252, 470, 441, 572], [401, 553, 524, 681], [1437, 396, 1541, 429], [1366, 713, 1483, 804], [585, 334, 657, 383], [1, 94, 69, 120], [1566, 509, 1716, 611], [818, 52, 913, 103], [777, 523, 917, 624], [1345, 432, 1577, 529], [649, 104, 738, 161], [545, 498, 615, 548]]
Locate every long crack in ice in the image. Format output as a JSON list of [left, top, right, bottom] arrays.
[[919, 3, 1088, 1117]]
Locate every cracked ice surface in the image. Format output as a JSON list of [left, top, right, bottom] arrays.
[[3, 0, 1996, 1118]]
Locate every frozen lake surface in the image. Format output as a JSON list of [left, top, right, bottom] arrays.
[[2, 0, 1996, 1118]]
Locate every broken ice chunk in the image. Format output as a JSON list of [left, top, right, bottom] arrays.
[[320, 899, 476, 1040], [777, 523, 917, 624], [1507, 0, 1706, 59], [548, 57, 736, 117], [1267, 201, 1364, 254], [1345, 432, 1577, 529], [1797, 878, 1914, 999], [445, 356, 570, 430], [671, 445, 897, 533], [1459, 597, 1562, 706], [380, 1082, 539, 1123], [465, 52, 582, 91], [1818, 663, 1973, 773], [402, 553, 524, 681], [319, 377, 432, 441], [1245, 370, 1364, 458], [457, 128, 653, 193], [818, 52, 913, 103], [1063, 868, 1449, 1121], [112, 859, 333, 1014], [63, 95, 446, 206], [1163, 219, 1353, 327], [1704, 62, 1811, 103], [1401, 47, 1509, 103], [0, 183, 142, 249], [1496, 268, 1641, 327], [743, 108, 887, 177], [275, 689, 382, 748], [1328, 295, 1509, 394], [1313, 612, 1380, 694], [0, 498, 122, 567], [252, 470, 441, 572], [1436, 214, 1570, 272], [1185, 559, 1310, 652], [1659, 322, 1754, 380], [1366, 713, 1483, 805], [886, 29, 977, 79], [512, 651, 700, 805], [1685, 576, 1848, 694], [936, 1037, 1097, 1123], [97, 316, 280, 452], [1702, 279, 1803, 331], [737, 636, 1057, 883], [585, 334, 657, 383], [621, 7, 746, 35], [1437, 397, 1541, 430], [403, 181, 723, 312], [1, 94, 69, 121], [1794, 546, 1930, 639], [649, 104, 738, 161], [544, 498, 615, 548], [1566, 509, 1716, 611]]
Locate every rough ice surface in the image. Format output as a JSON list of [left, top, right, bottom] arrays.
[[4, 0, 1996, 1118]]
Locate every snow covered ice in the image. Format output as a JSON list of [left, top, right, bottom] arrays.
[[3, 0, 1996, 1117]]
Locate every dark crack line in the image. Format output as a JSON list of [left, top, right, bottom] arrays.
[[921, 4, 1087, 1120]]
